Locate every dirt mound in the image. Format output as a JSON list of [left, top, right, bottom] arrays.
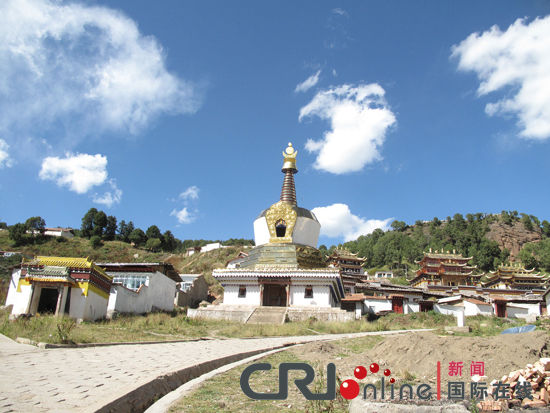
[[363, 331, 549, 384], [293, 331, 550, 389]]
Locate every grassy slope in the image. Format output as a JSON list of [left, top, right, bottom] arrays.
[[1, 308, 528, 345], [0, 309, 463, 344], [0, 229, 246, 300]]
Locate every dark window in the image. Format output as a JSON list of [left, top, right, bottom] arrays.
[[238, 286, 247, 298], [304, 286, 313, 298], [275, 219, 287, 237]]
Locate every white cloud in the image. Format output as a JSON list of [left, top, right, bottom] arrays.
[[93, 179, 122, 207], [300, 84, 396, 174], [179, 185, 199, 201], [452, 16, 550, 140], [0, 139, 12, 168], [312, 203, 392, 241], [39, 153, 108, 194], [295, 70, 321, 93], [331, 8, 349, 17], [0, 0, 200, 139], [170, 207, 195, 224]]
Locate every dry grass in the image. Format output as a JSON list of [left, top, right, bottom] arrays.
[[0, 309, 462, 345], [169, 350, 349, 413]]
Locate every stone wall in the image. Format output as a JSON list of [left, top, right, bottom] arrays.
[[286, 307, 354, 322]]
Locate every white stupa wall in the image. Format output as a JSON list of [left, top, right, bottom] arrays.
[[253, 216, 320, 248], [292, 216, 320, 248], [253, 217, 270, 246]]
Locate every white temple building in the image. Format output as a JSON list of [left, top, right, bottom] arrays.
[[190, 143, 351, 323]]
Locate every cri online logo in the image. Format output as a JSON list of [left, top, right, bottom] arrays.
[[239, 361, 397, 401], [340, 362, 395, 399]]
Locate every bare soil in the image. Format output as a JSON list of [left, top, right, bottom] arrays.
[[294, 330, 550, 389]]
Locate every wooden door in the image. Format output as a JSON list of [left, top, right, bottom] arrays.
[[392, 297, 404, 314]]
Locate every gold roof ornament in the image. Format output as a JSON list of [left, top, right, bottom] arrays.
[[282, 142, 298, 172]]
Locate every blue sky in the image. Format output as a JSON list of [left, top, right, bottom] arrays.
[[1, 0, 550, 245]]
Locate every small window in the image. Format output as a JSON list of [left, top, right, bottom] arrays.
[[238, 286, 247, 298], [275, 219, 287, 237], [304, 286, 313, 298]]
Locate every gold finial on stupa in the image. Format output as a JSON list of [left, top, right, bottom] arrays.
[[282, 142, 298, 171]]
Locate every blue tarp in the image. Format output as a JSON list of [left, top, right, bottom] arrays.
[[501, 325, 536, 334]]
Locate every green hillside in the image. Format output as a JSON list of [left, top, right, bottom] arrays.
[[0, 229, 246, 300], [333, 211, 550, 277]]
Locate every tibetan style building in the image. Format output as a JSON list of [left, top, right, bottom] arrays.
[[202, 143, 349, 322], [7, 256, 112, 321], [409, 249, 480, 288], [483, 263, 550, 290], [327, 249, 366, 294]]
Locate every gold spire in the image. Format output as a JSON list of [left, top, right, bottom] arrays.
[[282, 142, 298, 171]]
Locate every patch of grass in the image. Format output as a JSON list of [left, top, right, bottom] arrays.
[[169, 350, 348, 413], [400, 370, 417, 385], [0, 308, 473, 345], [0, 309, 448, 344], [465, 315, 526, 336], [337, 335, 383, 354]]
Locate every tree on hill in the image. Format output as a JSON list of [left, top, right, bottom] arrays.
[[25, 216, 46, 235], [8, 223, 27, 246], [519, 239, 550, 271], [542, 220, 550, 238], [162, 230, 178, 252], [104, 216, 117, 241], [81, 208, 98, 238], [391, 220, 407, 232], [146, 225, 162, 241], [471, 239, 503, 272], [521, 213, 534, 231], [145, 238, 162, 252], [118, 220, 134, 243], [129, 228, 146, 247], [93, 211, 107, 237]]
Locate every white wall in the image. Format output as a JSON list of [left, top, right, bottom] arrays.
[[69, 287, 87, 320], [292, 216, 320, 248], [202, 243, 223, 252], [107, 272, 176, 317], [223, 284, 261, 305], [82, 290, 108, 321], [406, 302, 420, 313], [364, 298, 392, 314], [44, 229, 74, 238], [434, 303, 464, 317], [290, 285, 331, 307], [506, 303, 540, 319], [253, 217, 270, 246], [5, 268, 21, 307], [10, 283, 33, 316], [464, 301, 493, 316]]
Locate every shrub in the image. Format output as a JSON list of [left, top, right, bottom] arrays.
[[56, 317, 76, 344], [90, 235, 102, 249]]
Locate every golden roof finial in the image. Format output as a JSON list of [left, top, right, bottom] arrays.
[[282, 142, 298, 171]]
